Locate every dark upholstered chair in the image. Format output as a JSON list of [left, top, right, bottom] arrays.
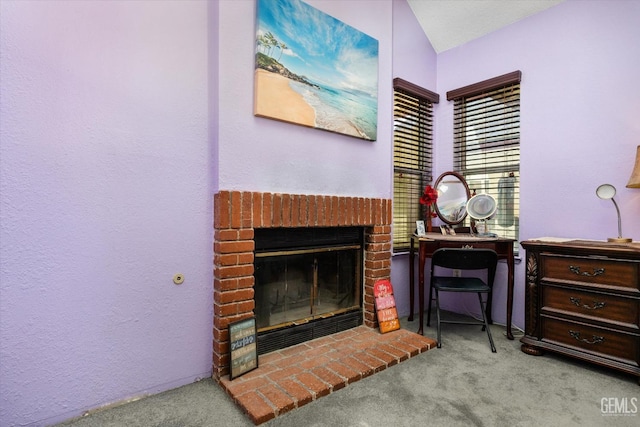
[[426, 248, 498, 352]]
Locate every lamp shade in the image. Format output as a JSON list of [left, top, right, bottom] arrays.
[[627, 145, 640, 188]]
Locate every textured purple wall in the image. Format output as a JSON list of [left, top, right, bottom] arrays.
[[388, 0, 438, 325], [216, 0, 394, 197], [390, 0, 640, 332], [430, 0, 640, 328], [1, 1, 211, 425], [0, 0, 394, 425], [1, 0, 639, 425]]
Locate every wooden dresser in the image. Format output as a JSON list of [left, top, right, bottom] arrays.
[[520, 239, 640, 383]]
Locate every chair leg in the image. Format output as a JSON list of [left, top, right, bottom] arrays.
[[426, 284, 433, 327], [478, 293, 496, 353], [486, 289, 494, 325], [435, 288, 442, 348]]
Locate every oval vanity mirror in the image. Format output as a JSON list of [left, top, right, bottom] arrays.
[[433, 171, 471, 225]]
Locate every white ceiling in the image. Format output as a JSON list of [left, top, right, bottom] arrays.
[[406, 0, 565, 53]]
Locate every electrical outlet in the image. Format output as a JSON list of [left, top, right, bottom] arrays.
[[453, 269, 461, 277]]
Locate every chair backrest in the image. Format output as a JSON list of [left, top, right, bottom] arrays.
[[431, 248, 498, 285]]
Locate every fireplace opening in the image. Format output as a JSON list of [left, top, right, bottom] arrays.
[[254, 227, 363, 354]]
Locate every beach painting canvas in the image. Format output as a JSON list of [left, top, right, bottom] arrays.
[[254, 0, 378, 141]]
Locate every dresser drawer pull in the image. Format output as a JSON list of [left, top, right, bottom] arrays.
[[462, 244, 473, 249], [569, 297, 606, 310], [569, 330, 604, 345], [568, 266, 605, 277]]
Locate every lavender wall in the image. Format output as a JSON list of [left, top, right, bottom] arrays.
[[0, 0, 394, 425], [432, 0, 640, 327], [216, 0, 394, 198], [1, 0, 639, 425], [0, 1, 211, 425], [388, 0, 438, 323]]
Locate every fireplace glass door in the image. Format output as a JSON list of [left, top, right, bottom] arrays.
[[255, 245, 361, 332]]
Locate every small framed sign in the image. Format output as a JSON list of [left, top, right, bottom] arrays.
[[229, 317, 258, 380], [373, 279, 400, 333], [416, 220, 426, 236]]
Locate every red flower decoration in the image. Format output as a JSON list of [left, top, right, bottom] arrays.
[[419, 185, 438, 207], [420, 185, 438, 220]]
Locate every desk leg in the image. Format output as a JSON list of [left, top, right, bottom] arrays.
[[408, 237, 415, 321], [506, 252, 514, 340], [417, 247, 426, 336]]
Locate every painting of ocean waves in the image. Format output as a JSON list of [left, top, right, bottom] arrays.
[[289, 79, 377, 141], [254, 0, 378, 141]]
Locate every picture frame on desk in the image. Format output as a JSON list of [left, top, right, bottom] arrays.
[[416, 220, 426, 236], [440, 225, 456, 235]]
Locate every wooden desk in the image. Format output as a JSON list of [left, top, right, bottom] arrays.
[[408, 233, 516, 339]]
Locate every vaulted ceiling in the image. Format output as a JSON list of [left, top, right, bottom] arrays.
[[406, 0, 565, 53]]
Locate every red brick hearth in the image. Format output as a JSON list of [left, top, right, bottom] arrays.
[[213, 191, 393, 379], [212, 190, 437, 424], [219, 326, 436, 424]]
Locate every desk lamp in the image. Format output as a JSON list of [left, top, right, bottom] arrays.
[[597, 145, 640, 242], [596, 184, 631, 243]]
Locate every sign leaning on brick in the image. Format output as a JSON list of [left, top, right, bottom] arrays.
[[374, 279, 400, 333], [229, 317, 258, 380]]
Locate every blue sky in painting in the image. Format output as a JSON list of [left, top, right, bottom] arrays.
[[256, 0, 379, 99]]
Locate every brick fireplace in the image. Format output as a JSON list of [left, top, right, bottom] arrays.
[[212, 191, 392, 379]]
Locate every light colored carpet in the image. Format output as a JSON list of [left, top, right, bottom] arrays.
[[58, 314, 640, 427]]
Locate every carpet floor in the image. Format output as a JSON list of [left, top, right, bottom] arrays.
[[58, 314, 640, 427]]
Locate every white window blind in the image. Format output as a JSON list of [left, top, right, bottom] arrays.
[[393, 78, 439, 252], [447, 71, 521, 248]]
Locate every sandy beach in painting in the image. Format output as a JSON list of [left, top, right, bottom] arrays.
[[254, 69, 316, 127]]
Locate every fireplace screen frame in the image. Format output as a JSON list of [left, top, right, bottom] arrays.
[[254, 226, 364, 354]]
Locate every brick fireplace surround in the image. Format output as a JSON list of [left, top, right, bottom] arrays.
[[213, 190, 393, 378], [212, 191, 436, 423]]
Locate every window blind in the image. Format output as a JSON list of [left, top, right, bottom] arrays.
[[447, 72, 521, 248], [393, 78, 438, 252]]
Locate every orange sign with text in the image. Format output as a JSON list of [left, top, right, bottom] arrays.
[[374, 279, 400, 333]]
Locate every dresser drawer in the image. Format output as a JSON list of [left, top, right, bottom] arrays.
[[542, 285, 640, 329], [541, 316, 640, 365], [542, 254, 639, 291], [522, 240, 640, 381]]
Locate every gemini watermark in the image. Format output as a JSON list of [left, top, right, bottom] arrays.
[[601, 397, 638, 416]]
